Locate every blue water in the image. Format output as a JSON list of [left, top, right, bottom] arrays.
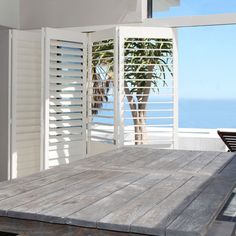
[[179, 99, 236, 128], [93, 98, 236, 129]]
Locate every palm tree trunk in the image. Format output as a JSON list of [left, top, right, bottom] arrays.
[[136, 65, 154, 144], [124, 65, 154, 145], [124, 81, 141, 144]]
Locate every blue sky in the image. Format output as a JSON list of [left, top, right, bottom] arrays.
[[154, 0, 236, 17], [178, 25, 236, 99], [154, 0, 236, 100]]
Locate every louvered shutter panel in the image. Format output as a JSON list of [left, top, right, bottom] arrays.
[[43, 28, 87, 169], [11, 30, 41, 178], [87, 28, 119, 155], [118, 27, 178, 148]]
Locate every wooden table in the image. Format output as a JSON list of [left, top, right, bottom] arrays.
[[0, 147, 235, 236]]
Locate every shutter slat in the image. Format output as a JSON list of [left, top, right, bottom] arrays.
[[50, 47, 83, 56], [49, 134, 83, 143], [45, 33, 86, 169], [50, 85, 83, 91], [49, 127, 83, 135], [16, 119, 41, 126], [16, 111, 40, 119], [49, 149, 83, 159], [12, 31, 41, 178], [50, 91, 83, 99], [16, 126, 40, 134], [50, 40, 83, 48], [48, 155, 82, 166], [16, 133, 40, 141], [49, 120, 83, 128], [49, 113, 83, 121], [50, 62, 83, 70], [49, 99, 83, 106], [50, 55, 83, 63], [50, 69, 83, 77], [50, 77, 83, 84], [49, 106, 83, 113], [49, 140, 83, 151]]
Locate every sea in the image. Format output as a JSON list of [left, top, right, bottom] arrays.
[[179, 99, 236, 129], [95, 98, 236, 129]]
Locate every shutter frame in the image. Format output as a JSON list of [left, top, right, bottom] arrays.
[[42, 28, 87, 169]]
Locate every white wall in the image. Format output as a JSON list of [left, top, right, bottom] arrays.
[[19, 0, 147, 29], [0, 0, 147, 29], [88, 129, 227, 158], [178, 129, 226, 152], [0, 0, 19, 28]]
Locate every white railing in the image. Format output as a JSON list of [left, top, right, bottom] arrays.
[[88, 128, 229, 156]]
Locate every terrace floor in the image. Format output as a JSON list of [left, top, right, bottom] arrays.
[[0, 147, 235, 236]]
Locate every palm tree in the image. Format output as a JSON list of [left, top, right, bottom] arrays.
[[91, 38, 173, 145]]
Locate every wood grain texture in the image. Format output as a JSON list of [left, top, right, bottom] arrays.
[[199, 152, 235, 176], [0, 148, 235, 236], [7, 170, 122, 220], [0, 169, 103, 215], [0, 217, 147, 236], [130, 175, 212, 236], [166, 178, 235, 236], [98, 173, 192, 232], [179, 151, 220, 174], [66, 172, 168, 228]]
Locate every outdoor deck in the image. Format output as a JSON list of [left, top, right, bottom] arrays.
[[0, 147, 235, 236]]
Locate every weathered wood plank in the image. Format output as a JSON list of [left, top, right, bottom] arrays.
[[0, 170, 108, 215], [145, 151, 196, 170], [98, 173, 192, 232], [166, 177, 235, 236], [0, 168, 87, 202], [199, 152, 235, 176], [66, 172, 170, 228], [101, 148, 161, 169], [218, 154, 236, 181], [130, 175, 211, 236], [124, 149, 174, 169], [5, 149, 128, 186], [9, 171, 143, 223], [39, 172, 145, 218], [74, 147, 144, 169], [0, 160, 83, 189], [0, 217, 146, 236], [179, 151, 220, 174], [0, 148, 234, 236], [157, 151, 203, 172]]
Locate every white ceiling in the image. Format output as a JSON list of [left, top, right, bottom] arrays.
[[0, 0, 19, 28]]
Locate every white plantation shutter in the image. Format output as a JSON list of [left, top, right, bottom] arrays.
[[8, 26, 178, 179], [87, 27, 178, 152], [118, 27, 178, 148], [11, 30, 41, 178], [87, 28, 119, 155], [43, 28, 87, 169]]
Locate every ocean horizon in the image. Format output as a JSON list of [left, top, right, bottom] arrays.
[[94, 97, 236, 129], [179, 98, 236, 129]]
